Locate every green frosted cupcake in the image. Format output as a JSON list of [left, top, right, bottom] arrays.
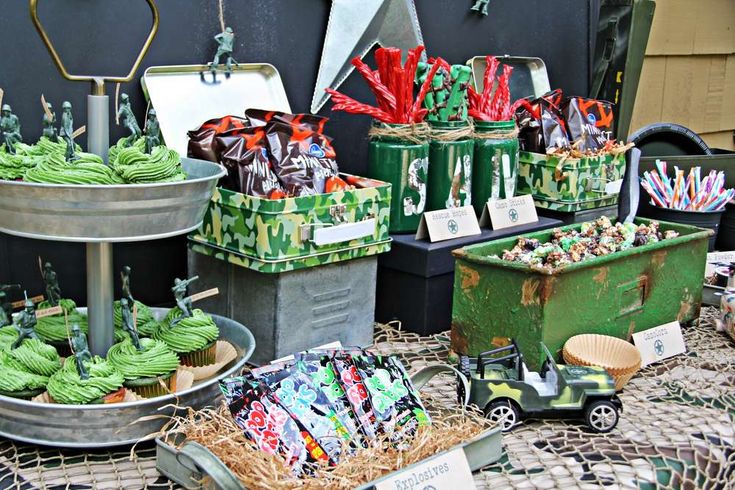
[[153, 308, 219, 367], [113, 300, 159, 340], [0, 326, 18, 350], [107, 338, 180, 398], [0, 336, 60, 399], [47, 356, 125, 405], [35, 299, 88, 356]]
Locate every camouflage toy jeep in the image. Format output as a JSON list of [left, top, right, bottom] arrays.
[[458, 341, 621, 433]]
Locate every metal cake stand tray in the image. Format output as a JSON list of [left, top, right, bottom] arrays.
[[0, 158, 224, 243], [0, 309, 255, 449]]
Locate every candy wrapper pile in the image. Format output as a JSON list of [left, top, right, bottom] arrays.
[[220, 349, 431, 477], [188, 110, 358, 198], [641, 159, 734, 212], [496, 217, 679, 271]]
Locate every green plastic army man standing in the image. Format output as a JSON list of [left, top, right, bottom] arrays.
[[0, 284, 21, 328], [210, 27, 238, 74], [42, 103, 58, 141], [71, 323, 92, 380], [59, 101, 75, 161], [121, 266, 134, 304], [42, 262, 61, 307], [120, 298, 142, 350], [471, 0, 490, 16], [117, 93, 142, 146], [0, 104, 22, 154], [12, 298, 39, 349], [144, 108, 161, 153], [171, 276, 198, 325]]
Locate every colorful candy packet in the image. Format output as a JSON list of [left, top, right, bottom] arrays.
[[296, 353, 364, 447], [352, 354, 431, 441], [218, 127, 286, 198], [219, 377, 326, 475], [329, 352, 380, 441], [263, 367, 349, 464], [562, 96, 614, 152]]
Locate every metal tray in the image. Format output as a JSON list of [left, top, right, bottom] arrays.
[[467, 55, 551, 102], [0, 308, 255, 448], [0, 158, 224, 242], [142, 64, 292, 157]]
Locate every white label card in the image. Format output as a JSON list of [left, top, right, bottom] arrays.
[[632, 321, 687, 366], [415, 205, 481, 242], [270, 341, 345, 364], [480, 195, 538, 230], [705, 251, 735, 277], [374, 447, 476, 490], [605, 179, 624, 195]]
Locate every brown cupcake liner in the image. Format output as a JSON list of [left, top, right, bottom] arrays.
[[179, 341, 217, 367], [563, 334, 642, 391], [179, 341, 238, 381], [124, 371, 177, 398]]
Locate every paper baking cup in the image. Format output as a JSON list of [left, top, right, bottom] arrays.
[[179, 340, 237, 381], [125, 371, 177, 399], [563, 334, 642, 391], [179, 341, 217, 367]]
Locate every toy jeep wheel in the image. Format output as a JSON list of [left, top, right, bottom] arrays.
[[585, 400, 619, 433], [485, 401, 519, 431]]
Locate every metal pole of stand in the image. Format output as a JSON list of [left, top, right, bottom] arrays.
[[86, 242, 114, 355], [86, 89, 114, 356]]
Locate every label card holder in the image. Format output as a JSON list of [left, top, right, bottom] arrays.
[[415, 205, 481, 242], [479, 195, 538, 230], [632, 321, 687, 366], [374, 447, 476, 490]]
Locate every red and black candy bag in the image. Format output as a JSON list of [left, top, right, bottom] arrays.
[[187, 115, 250, 162], [562, 96, 615, 151], [219, 127, 286, 198]]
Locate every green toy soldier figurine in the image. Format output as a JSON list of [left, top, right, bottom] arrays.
[[71, 323, 92, 380], [120, 298, 142, 350], [0, 283, 21, 328], [121, 266, 134, 304], [471, 0, 490, 16], [144, 108, 161, 153], [60, 101, 75, 161], [12, 296, 39, 349], [0, 104, 22, 154], [42, 103, 58, 141], [210, 27, 238, 74], [171, 276, 199, 325], [42, 262, 61, 307], [117, 93, 142, 146]]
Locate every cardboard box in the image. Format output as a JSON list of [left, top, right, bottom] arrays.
[[646, 0, 735, 55]]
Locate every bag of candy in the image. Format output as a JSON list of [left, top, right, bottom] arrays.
[[219, 127, 287, 198], [187, 115, 250, 163], [562, 96, 615, 152]]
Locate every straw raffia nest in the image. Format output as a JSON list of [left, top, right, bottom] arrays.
[[160, 393, 494, 489], [563, 334, 642, 391]]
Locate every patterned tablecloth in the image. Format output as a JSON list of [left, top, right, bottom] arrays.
[[1, 308, 733, 489]]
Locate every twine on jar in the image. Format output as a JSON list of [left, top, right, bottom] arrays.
[[472, 126, 519, 140], [429, 122, 475, 142], [368, 122, 431, 144]]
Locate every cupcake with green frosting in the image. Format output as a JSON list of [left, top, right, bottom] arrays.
[[47, 355, 125, 405], [35, 299, 88, 356], [153, 308, 219, 367], [0, 338, 61, 399], [113, 300, 159, 340], [107, 338, 180, 398], [0, 326, 18, 350]]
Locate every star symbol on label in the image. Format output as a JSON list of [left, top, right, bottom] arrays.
[[447, 219, 458, 234], [508, 209, 519, 223], [654, 339, 665, 356]]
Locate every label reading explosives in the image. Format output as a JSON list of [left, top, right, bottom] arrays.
[[415, 205, 481, 242], [375, 448, 476, 490], [480, 195, 538, 230], [632, 321, 686, 366]]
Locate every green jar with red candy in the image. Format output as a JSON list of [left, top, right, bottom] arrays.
[[368, 122, 430, 233], [471, 120, 520, 216], [426, 120, 474, 211]]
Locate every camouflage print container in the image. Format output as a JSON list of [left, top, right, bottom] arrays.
[[427, 120, 474, 212], [516, 151, 626, 211], [189, 174, 392, 273], [471, 120, 519, 217], [368, 123, 429, 233]]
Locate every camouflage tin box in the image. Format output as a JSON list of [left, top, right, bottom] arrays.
[[189, 175, 392, 273], [516, 150, 626, 212]]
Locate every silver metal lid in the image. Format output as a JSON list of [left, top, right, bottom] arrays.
[[467, 55, 551, 102]]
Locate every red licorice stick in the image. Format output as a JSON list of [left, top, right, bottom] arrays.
[[480, 56, 500, 114], [411, 59, 443, 121], [326, 89, 395, 122], [352, 58, 396, 113], [403, 46, 423, 121], [392, 66, 406, 122]]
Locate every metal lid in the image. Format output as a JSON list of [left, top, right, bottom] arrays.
[[466, 55, 551, 102], [141, 64, 291, 156]]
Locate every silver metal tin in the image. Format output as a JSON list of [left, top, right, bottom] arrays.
[[0, 309, 255, 448], [0, 158, 224, 242], [142, 64, 292, 157], [466, 55, 551, 102]]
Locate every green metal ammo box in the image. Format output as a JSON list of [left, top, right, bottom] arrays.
[[450, 218, 711, 370]]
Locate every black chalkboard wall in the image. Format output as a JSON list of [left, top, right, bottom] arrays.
[[0, 0, 598, 305]]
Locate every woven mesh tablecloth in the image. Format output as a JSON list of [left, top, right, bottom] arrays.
[[1, 308, 733, 489]]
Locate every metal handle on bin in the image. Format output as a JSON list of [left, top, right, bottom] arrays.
[[410, 364, 470, 407], [299, 211, 377, 246], [177, 441, 244, 490], [30, 0, 159, 94]]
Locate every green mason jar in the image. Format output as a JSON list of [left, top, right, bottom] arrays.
[[471, 120, 520, 216], [368, 123, 429, 233], [427, 120, 474, 211]]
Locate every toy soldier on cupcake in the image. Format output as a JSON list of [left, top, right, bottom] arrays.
[[12, 296, 39, 349]]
